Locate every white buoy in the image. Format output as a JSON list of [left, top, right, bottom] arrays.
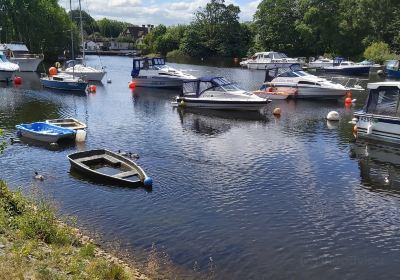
[[349, 117, 358, 124], [107, 79, 112, 83], [75, 129, 87, 142], [326, 111, 340, 121]]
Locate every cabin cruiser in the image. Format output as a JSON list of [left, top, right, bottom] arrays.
[[0, 51, 20, 81], [322, 58, 371, 75], [40, 72, 88, 92], [59, 60, 106, 81], [131, 57, 196, 88], [240, 51, 301, 70], [354, 82, 400, 144], [257, 64, 350, 99], [174, 76, 271, 110], [308, 57, 334, 69], [0, 42, 43, 72]]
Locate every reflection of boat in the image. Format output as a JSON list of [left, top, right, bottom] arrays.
[[16, 122, 76, 143], [46, 118, 87, 130], [0, 42, 43, 72], [131, 57, 196, 88], [68, 149, 152, 188], [40, 72, 88, 92], [354, 82, 400, 143], [261, 64, 349, 99], [322, 58, 371, 75], [240, 51, 301, 69], [175, 77, 271, 110], [350, 140, 400, 193], [0, 51, 19, 81]]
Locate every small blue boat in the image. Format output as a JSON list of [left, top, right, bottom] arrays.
[[40, 73, 88, 92], [384, 60, 400, 78], [16, 122, 76, 143]]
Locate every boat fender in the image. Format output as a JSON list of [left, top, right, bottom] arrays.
[[55, 62, 61, 68], [144, 177, 153, 187], [326, 111, 340, 121], [367, 123, 373, 135]]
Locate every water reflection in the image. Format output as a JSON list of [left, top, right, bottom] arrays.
[[351, 139, 400, 195]]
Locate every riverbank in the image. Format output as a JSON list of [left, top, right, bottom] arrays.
[[0, 180, 148, 279]]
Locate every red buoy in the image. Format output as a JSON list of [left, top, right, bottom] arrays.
[[89, 85, 97, 93], [129, 81, 136, 89], [14, 76, 22, 85], [345, 97, 352, 104]]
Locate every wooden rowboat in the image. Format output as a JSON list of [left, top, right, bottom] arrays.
[[67, 149, 152, 188], [46, 118, 87, 130]]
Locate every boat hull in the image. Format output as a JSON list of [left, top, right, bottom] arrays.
[[68, 149, 148, 188], [0, 70, 14, 81], [385, 69, 400, 78], [295, 87, 346, 99], [40, 78, 88, 92], [246, 62, 298, 70], [322, 66, 371, 75], [10, 57, 43, 72], [133, 76, 184, 88], [16, 123, 76, 143], [176, 97, 270, 110], [355, 112, 400, 144]]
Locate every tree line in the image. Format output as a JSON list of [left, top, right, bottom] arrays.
[[0, 0, 399, 63]]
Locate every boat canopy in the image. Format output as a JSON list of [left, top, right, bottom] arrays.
[[385, 60, 399, 71], [182, 76, 240, 97], [131, 57, 166, 77], [264, 63, 303, 82], [364, 83, 400, 117]]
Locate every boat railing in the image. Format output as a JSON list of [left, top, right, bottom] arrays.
[[13, 53, 44, 59], [321, 76, 367, 90]]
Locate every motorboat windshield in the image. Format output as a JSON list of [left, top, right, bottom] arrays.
[[183, 77, 249, 97], [264, 64, 303, 82], [364, 86, 400, 117]]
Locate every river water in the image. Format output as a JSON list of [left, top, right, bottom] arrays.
[[1, 56, 400, 279]]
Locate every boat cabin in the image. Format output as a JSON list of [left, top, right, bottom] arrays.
[[182, 77, 244, 97], [384, 60, 400, 78], [131, 57, 165, 77], [264, 64, 304, 82], [362, 82, 400, 117], [254, 52, 289, 61]]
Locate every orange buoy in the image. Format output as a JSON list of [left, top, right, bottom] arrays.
[[129, 81, 136, 89], [14, 76, 22, 85], [49, 67, 57, 76]]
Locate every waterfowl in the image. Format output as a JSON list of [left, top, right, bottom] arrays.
[[34, 171, 44, 181], [128, 152, 140, 160], [10, 137, 20, 145]]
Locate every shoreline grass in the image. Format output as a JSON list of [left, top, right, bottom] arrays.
[[0, 180, 148, 279]]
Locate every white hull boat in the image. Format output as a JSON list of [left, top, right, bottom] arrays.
[[0, 43, 43, 72], [308, 57, 334, 69], [0, 51, 19, 81], [59, 62, 106, 82], [240, 51, 301, 70], [131, 57, 196, 89], [175, 77, 271, 111], [260, 64, 351, 99], [354, 82, 400, 144]]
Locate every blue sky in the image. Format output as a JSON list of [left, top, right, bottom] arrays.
[[61, 0, 260, 25]]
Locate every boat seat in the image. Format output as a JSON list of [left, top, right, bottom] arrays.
[[77, 154, 120, 165], [113, 170, 138, 179]]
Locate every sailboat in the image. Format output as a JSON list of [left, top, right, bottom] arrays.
[[39, 0, 88, 92], [59, 0, 106, 81]]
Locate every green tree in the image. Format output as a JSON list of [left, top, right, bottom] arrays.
[[0, 129, 6, 154], [97, 18, 131, 38], [69, 9, 99, 36], [364, 42, 397, 64]]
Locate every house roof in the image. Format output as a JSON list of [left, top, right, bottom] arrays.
[[122, 26, 149, 38]]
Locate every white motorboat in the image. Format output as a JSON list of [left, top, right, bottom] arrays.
[[131, 57, 196, 88], [259, 64, 351, 99], [308, 57, 334, 69], [0, 42, 43, 72], [174, 76, 271, 110], [240, 51, 301, 70], [322, 58, 371, 75], [354, 82, 400, 144], [59, 0, 105, 81], [0, 51, 20, 81], [59, 60, 106, 81]]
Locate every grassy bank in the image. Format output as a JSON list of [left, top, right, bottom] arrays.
[[0, 180, 147, 279]]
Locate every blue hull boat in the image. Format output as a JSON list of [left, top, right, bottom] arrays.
[[16, 122, 76, 143], [40, 74, 88, 92], [384, 60, 400, 78], [323, 66, 371, 75]]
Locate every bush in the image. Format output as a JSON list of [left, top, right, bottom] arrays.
[[364, 42, 398, 64]]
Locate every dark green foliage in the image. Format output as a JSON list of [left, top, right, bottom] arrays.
[[97, 18, 132, 38], [69, 9, 99, 35]]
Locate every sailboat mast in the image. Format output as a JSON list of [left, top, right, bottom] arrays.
[[70, 0, 74, 60], [79, 0, 85, 62]]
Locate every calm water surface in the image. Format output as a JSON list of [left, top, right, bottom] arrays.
[[1, 56, 400, 279]]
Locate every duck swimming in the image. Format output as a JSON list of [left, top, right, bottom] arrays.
[[34, 171, 44, 181]]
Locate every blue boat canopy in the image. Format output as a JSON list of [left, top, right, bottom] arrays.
[[131, 57, 166, 77], [264, 63, 302, 82], [363, 83, 400, 117], [182, 76, 241, 97]]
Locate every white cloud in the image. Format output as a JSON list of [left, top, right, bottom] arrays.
[[61, 0, 259, 25]]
